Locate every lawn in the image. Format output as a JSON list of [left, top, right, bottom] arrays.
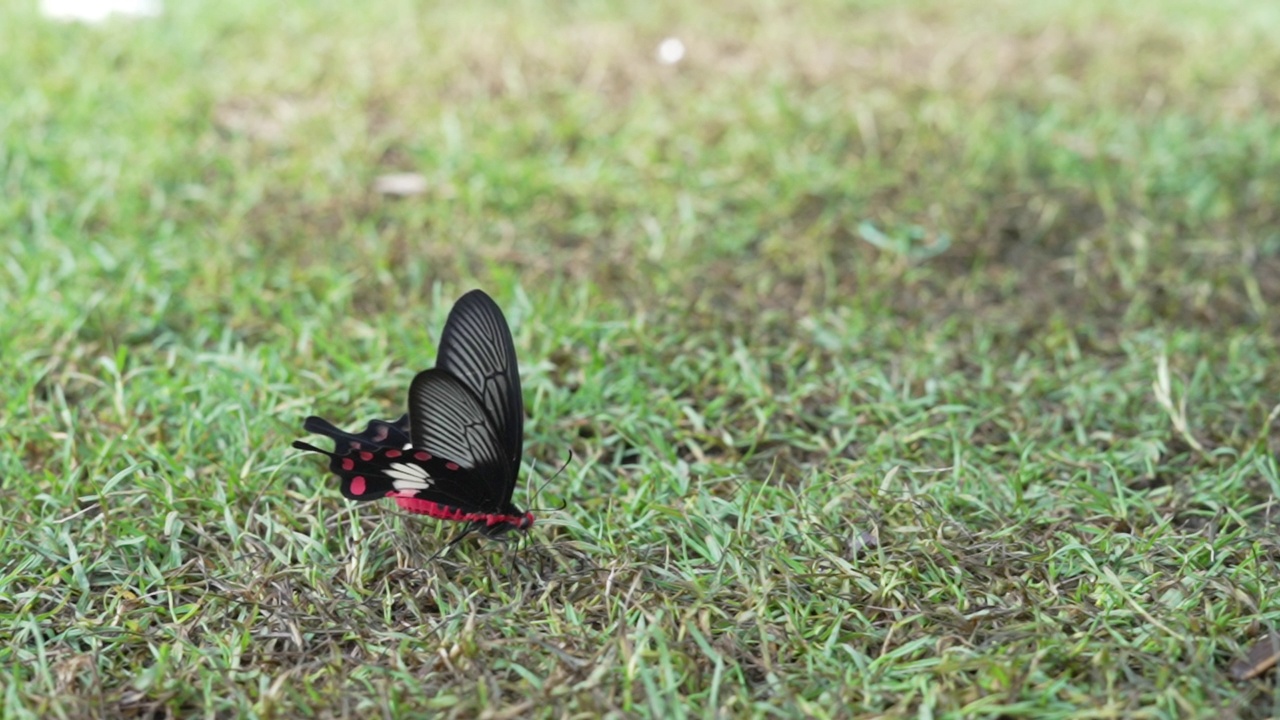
[[3, 0, 1280, 717]]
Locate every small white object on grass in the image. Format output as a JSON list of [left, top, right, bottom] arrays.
[[374, 173, 429, 197], [40, 0, 160, 22], [656, 37, 686, 65]]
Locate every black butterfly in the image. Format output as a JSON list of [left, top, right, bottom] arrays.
[[292, 289, 532, 537]]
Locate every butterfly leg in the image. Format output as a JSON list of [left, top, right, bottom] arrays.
[[422, 523, 478, 563]]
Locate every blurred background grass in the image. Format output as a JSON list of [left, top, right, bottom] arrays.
[[3, 0, 1280, 717]]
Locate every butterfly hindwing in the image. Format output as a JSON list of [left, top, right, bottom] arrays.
[[291, 433, 494, 508], [301, 414, 411, 455]]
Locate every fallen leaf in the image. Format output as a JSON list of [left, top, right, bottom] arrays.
[[1231, 632, 1280, 681]]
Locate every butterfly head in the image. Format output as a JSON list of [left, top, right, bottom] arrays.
[[476, 510, 535, 538]]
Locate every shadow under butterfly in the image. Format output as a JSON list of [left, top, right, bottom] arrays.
[[293, 289, 535, 545]]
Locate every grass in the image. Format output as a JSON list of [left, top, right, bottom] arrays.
[[3, 0, 1280, 717]]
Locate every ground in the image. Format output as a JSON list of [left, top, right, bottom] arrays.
[[3, 0, 1280, 717]]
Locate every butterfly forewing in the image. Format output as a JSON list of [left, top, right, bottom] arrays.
[[408, 367, 512, 507], [436, 290, 524, 473]]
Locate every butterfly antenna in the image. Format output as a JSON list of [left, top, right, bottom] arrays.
[[528, 449, 572, 512]]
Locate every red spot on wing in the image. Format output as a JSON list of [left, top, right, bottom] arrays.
[[341, 458, 355, 470], [445, 462, 459, 471], [414, 452, 432, 461], [385, 449, 402, 458], [359, 451, 374, 461], [350, 476, 367, 496]]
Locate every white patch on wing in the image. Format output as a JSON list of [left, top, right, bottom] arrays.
[[387, 462, 428, 479], [403, 443, 413, 450], [386, 462, 431, 489]]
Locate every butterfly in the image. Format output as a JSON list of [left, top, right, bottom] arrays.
[[292, 289, 533, 537]]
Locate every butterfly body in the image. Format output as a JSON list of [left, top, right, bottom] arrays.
[[293, 290, 533, 537]]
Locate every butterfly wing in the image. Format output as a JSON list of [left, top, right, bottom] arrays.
[[434, 290, 523, 502], [301, 414, 411, 454], [408, 367, 513, 510], [293, 415, 497, 511], [293, 414, 412, 499], [295, 413, 425, 500]]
